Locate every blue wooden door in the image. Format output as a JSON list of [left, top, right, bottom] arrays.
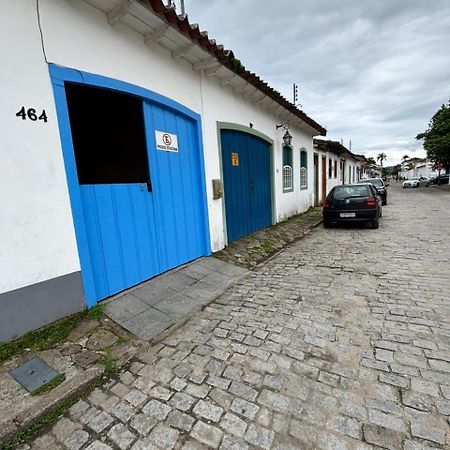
[[221, 130, 272, 242], [144, 102, 209, 274], [248, 137, 272, 235], [79, 184, 160, 302], [66, 85, 208, 304]]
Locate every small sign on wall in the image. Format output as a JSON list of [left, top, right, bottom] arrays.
[[155, 131, 178, 152], [231, 152, 239, 166]]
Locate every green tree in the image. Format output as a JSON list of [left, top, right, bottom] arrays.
[[416, 101, 450, 170], [366, 157, 376, 165]]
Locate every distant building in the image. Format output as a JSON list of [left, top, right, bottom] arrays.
[[313, 139, 363, 205]]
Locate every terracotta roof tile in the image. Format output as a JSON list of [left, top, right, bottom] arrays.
[[140, 0, 326, 135]]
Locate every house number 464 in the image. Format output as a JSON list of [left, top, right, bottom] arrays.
[[16, 106, 48, 123]]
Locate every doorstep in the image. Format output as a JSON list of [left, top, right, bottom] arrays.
[[104, 257, 249, 341]]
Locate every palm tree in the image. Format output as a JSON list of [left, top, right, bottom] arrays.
[[377, 152, 387, 168]]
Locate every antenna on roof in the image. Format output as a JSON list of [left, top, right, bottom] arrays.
[[349, 139, 352, 151], [180, 0, 185, 15], [293, 83, 302, 108]]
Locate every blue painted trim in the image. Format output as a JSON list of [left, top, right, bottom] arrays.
[[50, 76, 97, 307], [48, 64, 211, 306], [49, 65, 201, 121]]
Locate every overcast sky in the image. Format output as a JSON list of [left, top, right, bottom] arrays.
[[179, 0, 450, 166]]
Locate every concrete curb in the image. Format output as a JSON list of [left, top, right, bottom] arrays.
[[0, 366, 102, 445], [1, 345, 141, 446]]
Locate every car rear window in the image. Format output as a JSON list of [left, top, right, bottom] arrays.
[[332, 185, 371, 199], [362, 178, 383, 187]]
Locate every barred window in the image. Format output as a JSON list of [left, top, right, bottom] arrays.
[[282, 146, 293, 192], [300, 149, 308, 190], [283, 165, 293, 191], [300, 167, 308, 189]]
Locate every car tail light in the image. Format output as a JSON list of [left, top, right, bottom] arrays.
[[323, 198, 330, 209], [367, 197, 377, 208]]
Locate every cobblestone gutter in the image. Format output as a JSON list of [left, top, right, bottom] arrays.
[[214, 207, 323, 269]]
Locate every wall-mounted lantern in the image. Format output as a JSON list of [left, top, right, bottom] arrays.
[[276, 123, 292, 146]]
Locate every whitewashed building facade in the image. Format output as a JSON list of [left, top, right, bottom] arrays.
[[0, 0, 326, 340], [313, 139, 363, 204]]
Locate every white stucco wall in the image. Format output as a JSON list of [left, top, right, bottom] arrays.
[[314, 150, 362, 202], [0, 0, 80, 293], [0, 0, 320, 295]]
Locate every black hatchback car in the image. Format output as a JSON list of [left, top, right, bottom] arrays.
[[323, 184, 382, 229], [358, 178, 387, 205], [429, 174, 450, 185]]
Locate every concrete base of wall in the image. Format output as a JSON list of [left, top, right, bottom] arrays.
[[0, 272, 85, 342]]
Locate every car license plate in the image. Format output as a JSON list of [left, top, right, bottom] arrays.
[[340, 212, 356, 218]]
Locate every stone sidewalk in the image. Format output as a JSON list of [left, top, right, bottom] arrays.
[[18, 186, 450, 449], [0, 208, 321, 448], [105, 258, 249, 341]]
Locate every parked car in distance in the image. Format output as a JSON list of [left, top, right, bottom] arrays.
[[358, 177, 387, 205], [323, 184, 382, 229], [402, 177, 429, 188], [429, 174, 450, 185]]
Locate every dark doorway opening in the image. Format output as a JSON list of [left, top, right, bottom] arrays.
[[314, 154, 319, 206], [65, 83, 150, 185]]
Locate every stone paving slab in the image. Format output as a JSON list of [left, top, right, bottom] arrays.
[[105, 257, 249, 341]]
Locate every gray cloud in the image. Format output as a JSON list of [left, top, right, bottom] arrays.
[[180, 0, 450, 166]]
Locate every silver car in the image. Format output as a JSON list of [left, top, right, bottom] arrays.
[[402, 177, 429, 188]]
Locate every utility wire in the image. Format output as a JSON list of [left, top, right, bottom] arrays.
[[36, 0, 48, 63]]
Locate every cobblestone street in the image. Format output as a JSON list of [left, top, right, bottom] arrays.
[[27, 185, 450, 450]]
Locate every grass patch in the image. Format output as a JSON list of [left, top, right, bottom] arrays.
[[115, 336, 127, 345], [261, 240, 274, 254], [86, 304, 104, 320], [1, 393, 81, 450], [99, 355, 120, 379], [0, 305, 105, 363], [31, 373, 66, 396]]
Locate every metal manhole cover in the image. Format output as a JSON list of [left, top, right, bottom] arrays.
[[9, 356, 60, 393]]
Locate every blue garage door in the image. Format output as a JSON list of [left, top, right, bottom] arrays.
[[221, 130, 272, 242], [63, 81, 209, 305]]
